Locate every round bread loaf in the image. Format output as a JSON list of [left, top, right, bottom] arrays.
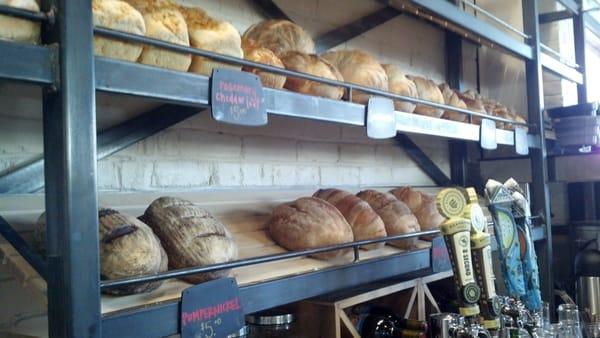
[[313, 188, 387, 250], [0, 0, 40, 43], [266, 197, 354, 260], [356, 190, 420, 250], [242, 19, 315, 55], [458, 90, 487, 125], [320, 50, 388, 104], [438, 83, 467, 122], [389, 187, 444, 231], [241, 39, 286, 89], [93, 0, 146, 62], [382, 64, 417, 113], [406, 75, 445, 118], [182, 7, 243, 76], [279, 51, 344, 100]]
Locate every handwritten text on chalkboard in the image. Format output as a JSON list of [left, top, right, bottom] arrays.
[[211, 69, 267, 126]]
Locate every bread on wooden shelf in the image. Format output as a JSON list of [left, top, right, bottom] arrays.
[[356, 190, 420, 250], [438, 83, 468, 122], [0, 0, 40, 43], [313, 188, 387, 250], [406, 75, 445, 118], [242, 19, 315, 56], [382, 64, 418, 113], [241, 39, 286, 89], [389, 187, 444, 231], [140, 196, 238, 284], [266, 197, 354, 260], [458, 90, 487, 125], [181, 6, 243, 76], [93, 0, 146, 62], [320, 50, 388, 104], [279, 51, 344, 100]]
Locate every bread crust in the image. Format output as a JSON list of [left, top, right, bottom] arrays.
[[406, 75, 445, 118], [279, 51, 344, 100], [0, 0, 40, 43], [242, 19, 315, 56], [383, 64, 418, 113], [93, 0, 146, 61]]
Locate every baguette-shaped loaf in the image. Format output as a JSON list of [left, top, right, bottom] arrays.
[[313, 188, 387, 250], [382, 64, 417, 113], [241, 39, 286, 89], [93, 0, 146, 61], [266, 197, 354, 260], [279, 51, 344, 100], [356, 190, 420, 249], [0, 0, 40, 43], [389, 187, 444, 231], [140, 197, 238, 284], [439, 83, 467, 122], [242, 19, 315, 55], [406, 75, 444, 118], [320, 50, 388, 104]]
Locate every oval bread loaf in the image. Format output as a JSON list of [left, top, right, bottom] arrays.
[[389, 187, 444, 231], [140, 196, 238, 284], [266, 197, 354, 260], [241, 39, 286, 89], [93, 0, 146, 61], [356, 190, 420, 250], [438, 83, 467, 122], [279, 51, 344, 100], [406, 75, 445, 118], [0, 0, 40, 43], [458, 90, 487, 125], [313, 188, 387, 250], [383, 64, 417, 113], [242, 19, 315, 55]]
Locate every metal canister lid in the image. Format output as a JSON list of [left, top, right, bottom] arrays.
[[246, 309, 295, 325], [436, 188, 467, 218], [227, 325, 249, 337]]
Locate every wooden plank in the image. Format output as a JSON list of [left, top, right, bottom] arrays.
[[336, 278, 418, 309], [339, 309, 361, 338]]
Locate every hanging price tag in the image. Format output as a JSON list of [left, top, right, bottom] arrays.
[[211, 68, 267, 126], [181, 278, 244, 338], [480, 118, 497, 150], [431, 236, 452, 273], [514, 127, 529, 155], [367, 97, 397, 139]]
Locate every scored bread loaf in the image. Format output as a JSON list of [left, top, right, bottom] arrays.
[[93, 0, 146, 62], [266, 197, 354, 260], [382, 64, 418, 113], [279, 51, 344, 100], [406, 75, 445, 118], [389, 187, 444, 231], [241, 39, 286, 89], [320, 50, 388, 104], [0, 0, 40, 43], [313, 188, 387, 250], [458, 90, 487, 125], [182, 7, 243, 76], [140, 196, 238, 284], [356, 190, 420, 250], [242, 19, 315, 56], [438, 83, 467, 122]]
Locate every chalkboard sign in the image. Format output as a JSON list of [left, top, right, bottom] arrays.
[[480, 118, 498, 150], [211, 68, 267, 126], [181, 277, 244, 338], [514, 127, 529, 155], [367, 97, 397, 139], [431, 236, 452, 273]]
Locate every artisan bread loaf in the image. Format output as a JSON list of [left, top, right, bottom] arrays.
[[389, 187, 444, 231], [266, 197, 354, 260], [438, 83, 467, 122], [242, 19, 315, 55], [279, 51, 344, 100], [320, 50, 388, 104], [0, 0, 40, 43], [406, 75, 445, 118], [93, 0, 146, 61], [241, 39, 286, 89], [382, 64, 417, 113], [313, 188, 387, 250], [356, 190, 420, 250], [458, 90, 487, 125], [140, 196, 238, 284], [182, 7, 243, 76]]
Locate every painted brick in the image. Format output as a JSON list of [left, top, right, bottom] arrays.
[[339, 144, 375, 164], [213, 162, 242, 186], [297, 142, 339, 163], [243, 136, 297, 162], [119, 137, 156, 157], [360, 167, 393, 185], [121, 161, 153, 190], [179, 129, 242, 159], [0, 118, 42, 154], [375, 145, 405, 165], [241, 163, 273, 186], [152, 161, 211, 188], [97, 160, 120, 190], [392, 166, 434, 186], [272, 164, 297, 186], [154, 130, 179, 156], [320, 166, 360, 186], [296, 166, 320, 186]]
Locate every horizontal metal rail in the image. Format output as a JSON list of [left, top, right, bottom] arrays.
[[540, 43, 579, 68], [461, 0, 530, 39], [0, 4, 49, 22], [100, 229, 441, 289], [93, 27, 530, 127], [0, 215, 47, 279]]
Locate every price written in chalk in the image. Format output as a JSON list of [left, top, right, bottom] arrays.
[[211, 69, 267, 126]]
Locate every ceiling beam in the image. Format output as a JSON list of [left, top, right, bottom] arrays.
[[250, 0, 290, 21]]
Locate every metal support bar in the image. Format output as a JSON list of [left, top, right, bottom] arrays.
[[395, 134, 452, 186], [584, 12, 600, 38], [250, 0, 290, 20], [0, 4, 49, 22], [574, 12, 588, 103], [0, 40, 55, 85], [539, 10, 573, 23], [557, 0, 580, 14], [0, 215, 48, 279]]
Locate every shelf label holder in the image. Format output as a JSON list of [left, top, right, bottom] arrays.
[[480, 118, 498, 150], [514, 127, 529, 155], [367, 97, 397, 139], [211, 68, 267, 126]]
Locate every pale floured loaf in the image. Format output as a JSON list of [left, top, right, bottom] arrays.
[[0, 0, 40, 43], [439, 83, 467, 122], [93, 0, 146, 61], [406, 75, 445, 118], [241, 39, 286, 89], [242, 19, 315, 56], [382, 64, 418, 113], [321, 50, 388, 104], [390, 187, 444, 231], [279, 51, 344, 100]]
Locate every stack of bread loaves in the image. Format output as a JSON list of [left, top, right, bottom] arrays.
[[0, 0, 41, 43]]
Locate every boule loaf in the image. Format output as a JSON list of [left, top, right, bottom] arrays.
[[389, 187, 444, 231], [439, 83, 467, 122], [383, 64, 418, 113], [241, 39, 286, 89], [406, 75, 445, 118], [266, 197, 354, 260], [140, 196, 238, 284], [356, 190, 420, 250], [93, 0, 146, 62], [0, 0, 40, 43], [458, 90, 487, 125], [279, 51, 344, 100], [320, 50, 388, 104], [313, 188, 387, 250], [242, 19, 315, 55]]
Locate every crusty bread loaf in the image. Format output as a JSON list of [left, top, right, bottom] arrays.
[[389, 187, 444, 231], [279, 51, 344, 100], [458, 90, 487, 125], [356, 190, 420, 250], [140, 197, 238, 284], [182, 7, 243, 76], [0, 0, 40, 43], [241, 39, 286, 89], [93, 0, 146, 62], [438, 83, 467, 122], [382, 64, 417, 113], [266, 197, 354, 260], [313, 188, 387, 250], [320, 50, 388, 104], [242, 19, 315, 56], [406, 75, 445, 118]]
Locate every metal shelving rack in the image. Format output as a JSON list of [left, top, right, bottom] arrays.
[[0, 0, 592, 337]]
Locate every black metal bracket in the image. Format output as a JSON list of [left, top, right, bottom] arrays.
[[250, 0, 290, 20], [539, 10, 573, 23], [0, 215, 48, 279], [395, 134, 452, 186]]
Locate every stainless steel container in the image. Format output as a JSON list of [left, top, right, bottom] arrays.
[[429, 313, 461, 338], [577, 277, 600, 323]]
